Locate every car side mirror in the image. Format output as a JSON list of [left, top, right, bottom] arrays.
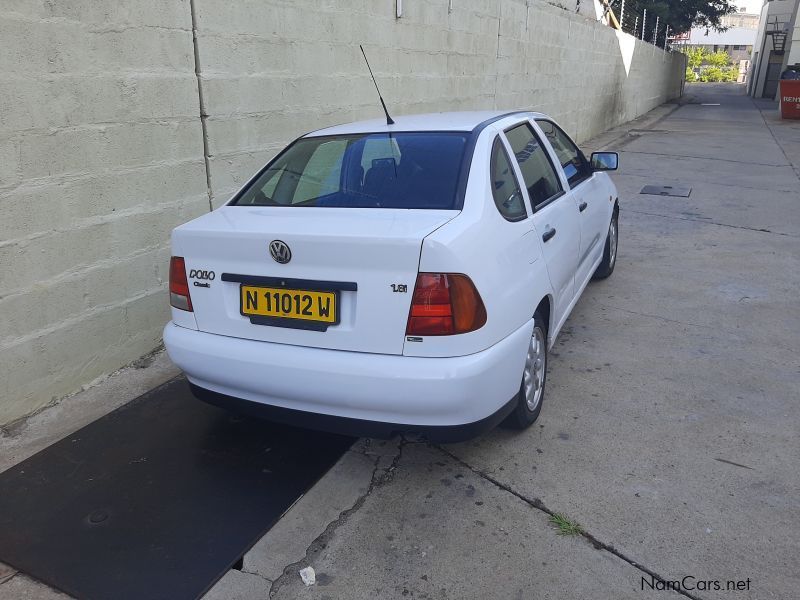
[[590, 152, 618, 171]]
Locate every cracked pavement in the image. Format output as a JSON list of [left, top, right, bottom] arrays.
[[205, 84, 800, 600], [1, 84, 797, 600]]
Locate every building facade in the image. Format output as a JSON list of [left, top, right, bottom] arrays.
[[749, 0, 800, 98], [685, 25, 757, 63], [678, 12, 758, 82], [721, 12, 761, 29]]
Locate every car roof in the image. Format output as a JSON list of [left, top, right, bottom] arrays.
[[305, 110, 547, 137]]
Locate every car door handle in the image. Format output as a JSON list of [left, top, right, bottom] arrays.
[[542, 227, 556, 243], [579, 201, 588, 212]]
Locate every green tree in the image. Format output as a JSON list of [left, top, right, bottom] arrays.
[[686, 48, 739, 82], [685, 47, 706, 69], [705, 50, 731, 67], [699, 66, 724, 81], [685, 49, 738, 82], [684, 47, 705, 81], [614, 0, 737, 35]]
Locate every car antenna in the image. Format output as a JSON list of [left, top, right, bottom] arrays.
[[360, 44, 394, 125]]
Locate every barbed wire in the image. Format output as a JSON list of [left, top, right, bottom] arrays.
[[603, 0, 675, 50]]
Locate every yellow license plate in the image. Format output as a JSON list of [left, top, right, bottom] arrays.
[[240, 286, 337, 324]]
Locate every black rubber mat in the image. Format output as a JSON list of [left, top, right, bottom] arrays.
[[0, 378, 354, 600]]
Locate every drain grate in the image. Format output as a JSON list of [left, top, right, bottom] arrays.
[[640, 184, 691, 197], [628, 129, 671, 134]]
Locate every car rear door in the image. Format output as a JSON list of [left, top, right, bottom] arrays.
[[536, 119, 609, 289], [502, 121, 580, 328]]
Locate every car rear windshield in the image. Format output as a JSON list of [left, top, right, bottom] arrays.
[[232, 132, 469, 209]]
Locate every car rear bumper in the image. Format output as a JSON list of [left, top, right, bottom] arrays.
[[188, 382, 516, 443], [163, 320, 533, 439]]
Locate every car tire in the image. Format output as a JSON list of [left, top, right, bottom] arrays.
[[592, 208, 618, 280], [501, 312, 547, 430]]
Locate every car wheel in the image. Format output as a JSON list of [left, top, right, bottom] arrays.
[[502, 312, 547, 430], [592, 208, 618, 280]]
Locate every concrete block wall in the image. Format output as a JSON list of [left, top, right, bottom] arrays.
[[197, 0, 684, 205], [0, 0, 684, 425], [0, 1, 209, 424]]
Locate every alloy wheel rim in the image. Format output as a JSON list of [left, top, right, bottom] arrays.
[[523, 327, 546, 412]]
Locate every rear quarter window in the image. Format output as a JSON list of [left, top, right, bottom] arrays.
[[503, 123, 563, 209], [490, 137, 526, 221]]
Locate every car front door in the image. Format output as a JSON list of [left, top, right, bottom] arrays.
[[536, 119, 608, 289], [502, 121, 580, 329]]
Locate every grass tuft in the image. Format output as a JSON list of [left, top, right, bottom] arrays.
[[549, 512, 583, 536]]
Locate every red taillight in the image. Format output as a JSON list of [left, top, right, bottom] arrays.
[[406, 273, 486, 336], [169, 256, 193, 312]]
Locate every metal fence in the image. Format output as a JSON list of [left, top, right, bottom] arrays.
[[604, 0, 674, 50]]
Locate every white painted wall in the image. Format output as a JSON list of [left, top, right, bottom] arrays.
[[785, 0, 800, 65], [0, 0, 684, 425], [750, 0, 798, 97]]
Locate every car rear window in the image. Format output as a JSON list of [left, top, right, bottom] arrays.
[[232, 132, 469, 209]]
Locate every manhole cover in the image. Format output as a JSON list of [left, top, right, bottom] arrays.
[[640, 185, 691, 197]]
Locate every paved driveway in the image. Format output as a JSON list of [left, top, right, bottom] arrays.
[[2, 84, 797, 600], [250, 83, 799, 600]]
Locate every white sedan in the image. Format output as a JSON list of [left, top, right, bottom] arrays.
[[164, 111, 619, 441]]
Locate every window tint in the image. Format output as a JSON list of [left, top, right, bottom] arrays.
[[490, 137, 526, 221], [504, 123, 562, 209], [360, 136, 401, 173], [234, 133, 468, 209], [292, 140, 347, 204], [536, 120, 591, 187]]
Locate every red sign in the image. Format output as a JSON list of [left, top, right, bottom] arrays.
[[780, 80, 800, 120]]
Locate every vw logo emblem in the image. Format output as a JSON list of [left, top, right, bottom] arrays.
[[269, 240, 292, 264]]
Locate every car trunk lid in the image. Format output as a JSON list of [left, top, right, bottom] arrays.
[[172, 206, 458, 355]]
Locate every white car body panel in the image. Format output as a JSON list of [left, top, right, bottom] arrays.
[[164, 110, 618, 434], [307, 111, 545, 136], [572, 174, 606, 285], [172, 207, 457, 355], [165, 317, 532, 427], [407, 121, 553, 358]]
